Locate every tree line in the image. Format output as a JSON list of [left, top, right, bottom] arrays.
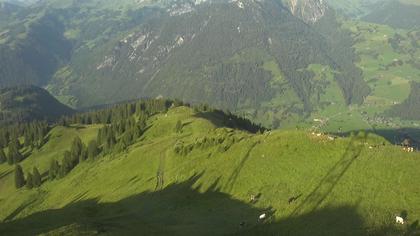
[[0, 121, 49, 165]]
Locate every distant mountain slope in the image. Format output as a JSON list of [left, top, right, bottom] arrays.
[[0, 11, 72, 88], [0, 0, 373, 128], [325, 0, 382, 17], [39, 0, 369, 128], [387, 82, 420, 120], [363, 0, 420, 29], [0, 85, 74, 125], [0, 1, 22, 29], [0, 0, 418, 131]]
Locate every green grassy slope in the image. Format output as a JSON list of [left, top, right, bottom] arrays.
[[0, 106, 419, 235]]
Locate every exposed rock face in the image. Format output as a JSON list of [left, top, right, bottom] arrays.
[[288, 0, 327, 23]]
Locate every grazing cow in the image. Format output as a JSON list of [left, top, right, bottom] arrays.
[[396, 216, 404, 224], [288, 194, 302, 204], [259, 213, 266, 221], [403, 147, 415, 153], [250, 193, 261, 204]]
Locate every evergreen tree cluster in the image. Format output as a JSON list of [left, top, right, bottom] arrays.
[[97, 115, 146, 153], [47, 99, 176, 180], [48, 137, 96, 180], [59, 99, 172, 126], [193, 105, 265, 134], [387, 82, 420, 120], [23, 122, 49, 149], [14, 164, 42, 189], [0, 121, 48, 148], [6, 139, 23, 165], [0, 121, 49, 165]]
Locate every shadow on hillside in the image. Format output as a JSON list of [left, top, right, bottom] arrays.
[[224, 141, 260, 192], [291, 133, 368, 217], [194, 110, 265, 133], [336, 128, 420, 149], [0, 169, 12, 180], [0, 173, 412, 236]]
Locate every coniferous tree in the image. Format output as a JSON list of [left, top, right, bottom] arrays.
[[26, 172, 33, 189], [60, 151, 73, 177], [49, 159, 60, 180], [7, 143, 23, 164], [87, 140, 99, 160], [0, 148, 6, 164], [58, 117, 67, 127], [80, 147, 88, 162], [14, 164, 25, 189], [122, 131, 133, 145], [37, 137, 46, 149], [105, 130, 116, 151], [175, 120, 182, 133], [11, 138, 21, 150], [70, 137, 83, 163], [6, 150, 13, 165], [133, 124, 143, 139], [24, 130, 32, 147], [32, 167, 41, 187], [97, 128, 104, 145]]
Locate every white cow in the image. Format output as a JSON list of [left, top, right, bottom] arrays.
[[395, 216, 404, 224], [259, 213, 266, 220]]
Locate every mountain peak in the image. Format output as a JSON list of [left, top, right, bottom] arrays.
[[287, 0, 327, 23]]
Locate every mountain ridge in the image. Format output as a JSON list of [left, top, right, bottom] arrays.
[[0, 85, 74, 125]]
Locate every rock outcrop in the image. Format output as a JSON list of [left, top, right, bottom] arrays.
[[287, 0, 327, 23]]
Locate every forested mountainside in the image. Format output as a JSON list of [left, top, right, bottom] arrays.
[[0, 0, 418, 130], [0, 0, 370, 128], [0, 1, 23, 29], [63, 1, 367, 110], [0, 86, 73, 125], [0, 11, 72, 87]]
